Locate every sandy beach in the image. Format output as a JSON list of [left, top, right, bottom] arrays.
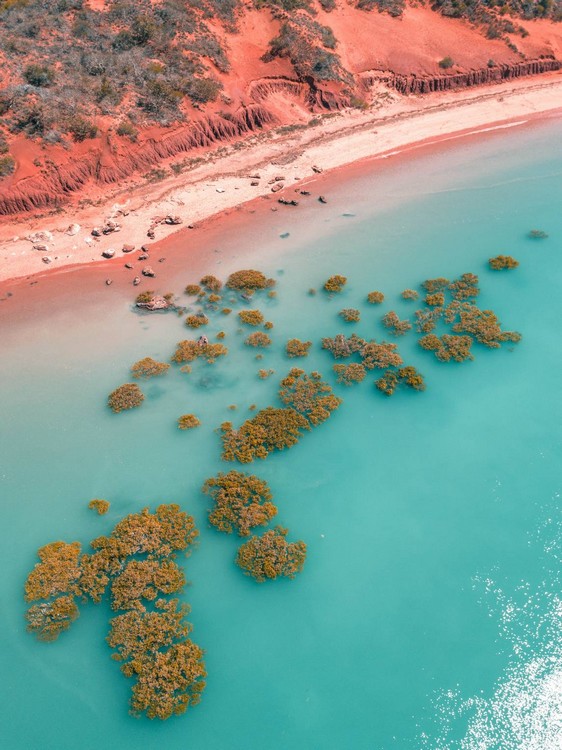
[[1, 71, 562, 286]]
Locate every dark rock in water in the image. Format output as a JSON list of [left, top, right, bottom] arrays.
[[318, 195, 327, 204], [280, 232, 290, 239], [138, 253, 149, 260], [133, 277, 140, 285], [105, 279, 112, 286], [278, 198, 298, 206], [124, 263, 133, 269], [142, 266, 155, 277], [158, 257, 166, 263], [300, 190, 311, 196]]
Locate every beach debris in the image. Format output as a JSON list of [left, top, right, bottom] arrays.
[[312, 165, 323, 173], [142, 266, 155, 277], [102, 249, 116, 259], [271, 183, 284, 193], [318, 195, 328, 204], [91, 227, 102, 237], [41, 256, 52, 264], [33, 243, 49, 253], [251, 181, 259, 187], [65, 223, 81, 236], [248, 174, 260, 179], [27, 230, 53, 244], [147, 228, 155, 239], [278, 198, 298, 206], [122, 244, 135, 253], [124, 263, 133, 269], [165, 215, 182, 225], [158, 257, 166, 263], [216, 188, 225, 194], [105, 279, 113, 286], [300, 190, 311, 196], [133, 277, 140, 285]]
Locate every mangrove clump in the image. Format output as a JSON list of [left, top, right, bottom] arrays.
[[200, 275, 222, 291], [236, 527, 307, 583], [375, 366, 426, 396], [220, 408, 310, 463], [89, 499, 110, 515], [178, 414, 201, 430], [382, 311, 412, 336], [238, 309, 264, 326], [245, 332, 272, 348], [324, 275, 347, 293], [278, 368, 342, 426], [171, 340, 228, 364], [449, 273, 479, 300], [131, 357, 170, 379], [425, 292, 445, 307], [333, 362, 366, 385], [422, 277, 449, 293], [202, 471, 277, 536], [401, 289, 419, 301], [185, 314, 209, 329], [108, 383, 144, 413], [415, 307, 443, 333], [489, 255, 519, 270], [339, 308, 360, 322], [360, 340, 403, 370], [286, 339, 312, 358], [419, 334, 474, 362], [226, 270, 275, 290], [321, 333, 366, 359]]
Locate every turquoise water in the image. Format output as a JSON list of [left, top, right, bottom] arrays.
[[1, 119, 562, 749]]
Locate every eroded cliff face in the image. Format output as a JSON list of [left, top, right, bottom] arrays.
[[1, 1, 562, 216], [366, 59, 562, 95]]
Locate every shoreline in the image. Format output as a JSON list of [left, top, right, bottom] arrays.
[[1, 72, 562, 287]]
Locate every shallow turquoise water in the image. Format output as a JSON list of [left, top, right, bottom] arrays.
[[1, 119, 562, 749]]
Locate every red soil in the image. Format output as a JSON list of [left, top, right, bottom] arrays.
[[2, 2, 562, 216]]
